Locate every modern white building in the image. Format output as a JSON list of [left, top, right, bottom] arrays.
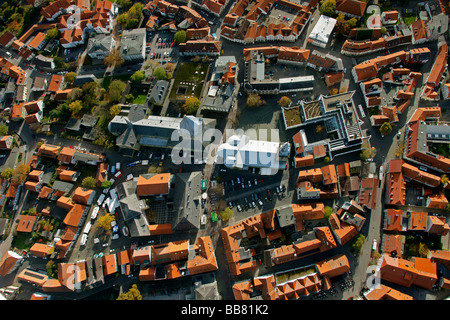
[[308, 15, 337, 48], [217, 134, 290, 175]]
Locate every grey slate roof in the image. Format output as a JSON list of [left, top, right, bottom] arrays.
[[148, 80, 169, 106], [171, 171, 202, 231]]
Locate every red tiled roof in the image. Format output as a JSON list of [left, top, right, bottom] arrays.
[[16, 215, 37, 233], [336, 0, 367, 17], [136, 173, 170, 196]]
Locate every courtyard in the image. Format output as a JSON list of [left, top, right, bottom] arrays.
[[169, 62, 210, 101]]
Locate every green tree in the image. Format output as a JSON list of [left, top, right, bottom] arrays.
[[278, 96, 292, 107], [46, 260, 58, 279], [11, 164, 30, 184], [352, 234, 365, 253], [324, 206, 333, 219], [246, 94, 265, 108], [348, 18, 358, 28], [164, 62, 176, 73], [81, 176, 97, 189], [441, 174, 449, 186], [45, 27, 60, 40], [101, 180, 112, 189], [183, 97, 200, 115], [418, 242, 429, 258], [49, 102, 71, 122], [220, 207, 234, 221], [126, 18, 139, 29], [116, 0, 133, 10], [174, 30, 187, 44], [108, 80, 127, 103], [118, 13, 127, 27], [1, 168, 13, 180], [0, 125, 8, 135], [104, 49, 124, 67], [125, 4, 143, 22], [81, 82, 101, 108], [97, 213, 115, 231], [336, 19, 351, 35], [379, 122, 392, 136], [110, 104, 121, 117], [152, 67, 168, 80], [117, 284, 142, 300], [130, 70, 145, 82], [68, 100, 84, 117], [360, 141, 376, 161], [64, 72, 77, 84], [319, 0, 336, 16], [54, 56, 68, 69]]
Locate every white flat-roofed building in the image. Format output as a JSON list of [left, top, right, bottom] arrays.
[[217, 134, 290, 175], [308, 15, 337, 48]]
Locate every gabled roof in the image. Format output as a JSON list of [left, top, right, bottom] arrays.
[[136, 173, 170, 196], [16, 215, 37, 233], [336, 0, 367, 17], [72, 187, 94, 205], [63, 203, 86, 227], [0, 30, 15, 47], [28, 32, 46, 50], [48, 74, 63, 92], [315, 254, 350, 278], [0, 251, 22, 276]]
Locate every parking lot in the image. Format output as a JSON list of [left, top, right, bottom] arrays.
[[146, 31, 177, 64], [213, 166, 292, 216], [405, 184, 424, 206]]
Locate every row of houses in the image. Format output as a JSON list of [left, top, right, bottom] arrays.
[[375, 205, 450, 292], [143, 0, 222, 56], [404, 107, 450, 173], [232, 254, 351, 300], [341, 0, 448, 57], [386, 158, 450, 207], [363, 68, 422, 127], [1, 235, 217, 292], [220, 198, 367, 277], [220, 0, 314, 44], [352, 47, 431, 83], [421, 41, 448, 101]]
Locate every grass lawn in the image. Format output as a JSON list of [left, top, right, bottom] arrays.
[[11, 233, 30, 251], [102, 74, 131, 89], [169, 62, 209, 101], [133, 95, 147, 104], [129, 86, 149, 105], [403, 13, 417, 25]]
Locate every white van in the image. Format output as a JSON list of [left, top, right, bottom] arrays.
[[379, 165, 384, 182], [97, 193, 105, 206], [91, 206, 99, 220], [80, 234, 88, 246], [83, 222, 92, 234], [116, 162, 121, 171]]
